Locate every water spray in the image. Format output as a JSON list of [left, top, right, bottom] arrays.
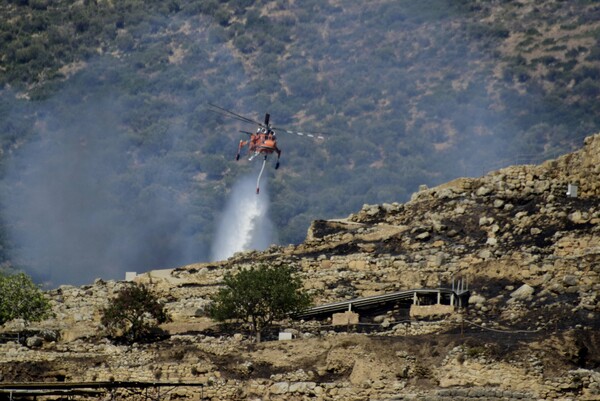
[[210, 175, 275, 261]]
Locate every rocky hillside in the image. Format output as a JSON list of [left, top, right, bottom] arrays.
[[1, 134, 600, 400], [3, 0, 600, 278]]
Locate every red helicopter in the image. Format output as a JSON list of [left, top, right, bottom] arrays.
[[208, 103, 324, 194]]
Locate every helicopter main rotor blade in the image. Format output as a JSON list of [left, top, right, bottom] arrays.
[[209, 103, 326, 141], [272, 126, 325, 140], [208, 108, 256, 125], [207, 103, 263, 126]]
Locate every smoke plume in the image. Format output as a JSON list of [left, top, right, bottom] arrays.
[[1, 94, 199, 287]]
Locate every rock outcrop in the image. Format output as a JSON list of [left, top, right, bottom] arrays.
[[2, 134, 600, 400]]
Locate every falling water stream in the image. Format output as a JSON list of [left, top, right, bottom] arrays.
[[210, 175, 274, 261]]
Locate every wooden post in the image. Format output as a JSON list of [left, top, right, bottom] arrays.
[[347, 303, 352, 333]]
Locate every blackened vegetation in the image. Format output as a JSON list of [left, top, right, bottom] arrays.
[[467, 276, 584, 328], [444, 193, 597, 254], [441, 213, 488, 246], [192, 324, 348, 382], [510, 194, 542, 212], [522, 302, 586, 330], [329, 278, 359, 300], [469, 276, 516, 299], [354, 209, 388, 225], [174, 264, 221, 275], [0, 356, 104, 382], [374, 234, 410, 256], [503, 195, 596, 250], [296, 241, 362, 259], [0, 361, 58, 382], [326, 277, 353, 290], [309, 220, 363, 240], [298, 189, 597, 259], [177, 282, 220, 289], [530, 220, 565, 248], [377, 231, 436, 255], [574, 331, 600, 369], [229, 251, 275, 265], [0, 329, 57, 345]]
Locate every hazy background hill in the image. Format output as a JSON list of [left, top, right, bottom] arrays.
[[0, 0, 599, 286]]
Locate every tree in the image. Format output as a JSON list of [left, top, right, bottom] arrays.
[[101, 282, 171, 343], [209, 264, 311, 342], [0, 272, 51, 326]]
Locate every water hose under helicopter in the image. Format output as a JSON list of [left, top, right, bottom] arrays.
[[256, 157, 267, 194]]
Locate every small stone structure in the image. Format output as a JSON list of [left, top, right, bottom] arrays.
[[278, 332, 293, 341], [409, 304, 455, 318], [332, 311, 359, 326]]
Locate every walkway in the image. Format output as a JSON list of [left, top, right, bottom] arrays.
[[297, 287, 470, 319]]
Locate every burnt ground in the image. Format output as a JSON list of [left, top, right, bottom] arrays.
[[1, 323, 597, 396], [215, 330, 595, 387]]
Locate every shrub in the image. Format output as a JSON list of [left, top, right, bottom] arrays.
[[0, 272, 51, 326], [101, 283, 171, 343], [209, 264, 311, 342]]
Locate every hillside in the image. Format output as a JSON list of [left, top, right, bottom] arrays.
[[1, 133, 599, 400], [1, 0, 600, 285]]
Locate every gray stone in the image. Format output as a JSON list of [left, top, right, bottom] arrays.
[[26, 336, 43, 348], [416, 231, 430, 240], [270, 382, 290, 394], [478, 249, 492, 259], [476, 186, 492, 196], [569, 211, 589, 224], [563, 275, 579, 287], [511, 284, 534, 300], [486, 237, 498, 246], [373, 315, 387, 323], [469, 294, 486, 305], [289, 381, 316, 394]]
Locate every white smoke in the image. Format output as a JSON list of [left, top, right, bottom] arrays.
[[210, 174, 275, 261], [0, 94, 203, 287]]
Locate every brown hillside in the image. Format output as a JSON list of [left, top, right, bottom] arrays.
[[1, 134, 599, 400]]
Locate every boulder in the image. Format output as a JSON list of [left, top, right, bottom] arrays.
[[469, 294, 486, 305], [563, 275, 579, 287], [26, 336, 43, 348], [511, 284, 535, 301], [270, 382, 290, 394]]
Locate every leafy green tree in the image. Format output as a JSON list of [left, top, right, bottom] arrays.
[[209, 264, 311, 342], [0, 272, 51, 326], [101, 282, 171, 343]]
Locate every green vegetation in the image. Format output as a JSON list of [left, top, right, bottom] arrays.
[[0, 271, 51, 325], [1, 1, 600, 282], [209, 264, 311, 342], [101, 283, 171, 343]]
